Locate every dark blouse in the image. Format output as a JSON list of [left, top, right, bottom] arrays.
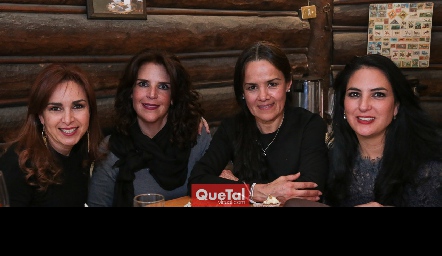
[[188, 106, 329, 192], [0, 143, 89, 207], [332, 155, 442, 207]]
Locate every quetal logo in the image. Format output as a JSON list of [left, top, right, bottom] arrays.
[[191, 184, 250, 207]]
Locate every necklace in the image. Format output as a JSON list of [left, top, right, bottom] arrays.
[[259, 113, 284, 157]]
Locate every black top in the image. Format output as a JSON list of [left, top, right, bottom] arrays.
[[0, 143, 89, 207], [326, 155, 442, 207], [188, 106, 329, 192]]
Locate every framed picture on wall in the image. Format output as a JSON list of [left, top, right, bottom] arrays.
[[87, 0, 147, 20], [367, 2, 433, 68]]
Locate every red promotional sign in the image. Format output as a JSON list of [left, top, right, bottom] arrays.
[[191, 184, 250, 207]]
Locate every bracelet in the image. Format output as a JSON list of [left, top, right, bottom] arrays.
[[242, 181, 257, 204], [249, 183, 257, 204]]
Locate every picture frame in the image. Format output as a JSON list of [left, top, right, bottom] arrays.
[[87, 0, 147, 20], [367, 2, 434, 68]]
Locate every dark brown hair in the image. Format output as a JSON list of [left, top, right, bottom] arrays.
[[232, 41, 293, 182], [114, 48, 203, 148]]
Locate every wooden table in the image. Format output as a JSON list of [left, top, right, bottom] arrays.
[[164, 196, 282, 207], [164, 196, 191, 207], [165, 196, 253, 207]]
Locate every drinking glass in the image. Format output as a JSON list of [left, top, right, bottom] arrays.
[[0, 171, 10, 207], [133, 193, 165, 207]]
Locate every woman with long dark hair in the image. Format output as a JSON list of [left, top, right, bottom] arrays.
[[325, 54, 442, 207], [188, 41, 329, 205], [87, 48, 211, 207]]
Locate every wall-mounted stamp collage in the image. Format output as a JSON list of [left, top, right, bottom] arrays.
[[367, 2, 433, 68]]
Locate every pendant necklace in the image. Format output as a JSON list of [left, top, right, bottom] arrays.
[[259, 113, 284, 157]]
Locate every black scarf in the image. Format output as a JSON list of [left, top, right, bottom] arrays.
[[109, 122, 191, 207]]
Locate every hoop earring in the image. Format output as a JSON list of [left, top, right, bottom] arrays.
[[343, 112, 347, 119], [42, 126, 48, 148]]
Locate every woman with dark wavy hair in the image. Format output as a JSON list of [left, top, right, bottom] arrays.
[[325, 54, 442, 207], [87, 48, 211, 207], [0, 63, 103, 207]]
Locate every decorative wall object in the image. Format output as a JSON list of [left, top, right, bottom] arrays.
[[87, 0, 147, 20], [367, 2, 433, 68]]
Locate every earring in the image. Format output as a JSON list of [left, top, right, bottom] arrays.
[[287, 89, 291, 92], [343, 112, 347, 119], [87, 131, 90, 153], [42, 126, 48, 148], [242, 95, 244, 100], [89, 161, 95, 177], [393, 115, 397, 120]]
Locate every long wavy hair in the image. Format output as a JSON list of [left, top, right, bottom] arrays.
[[4, 63, 103, 191], [114, 48, 203, 148], [326, 54, 442, 206], [231, 41, 293, 182]]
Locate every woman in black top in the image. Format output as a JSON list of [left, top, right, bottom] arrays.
[[0, 63, 103, 207], [188, 41, 329, 205]]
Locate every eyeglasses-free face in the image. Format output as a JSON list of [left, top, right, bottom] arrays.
[[132, 62, 172, 138], [242, 60, 291, 134], [39, 81, 90, 156], [344, 67, 399, 142]]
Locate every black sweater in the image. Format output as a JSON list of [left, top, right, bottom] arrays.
[[188, 106, 329, 192], [0, 143, 89, 207]]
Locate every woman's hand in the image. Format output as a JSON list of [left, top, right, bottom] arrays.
[[198, 117, 210, 135], [252, 172, 322, 205], [355, 202, 388, 207], [219, 169, 238, 181]]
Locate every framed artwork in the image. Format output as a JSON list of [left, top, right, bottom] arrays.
[[87, 0, 147, 20], [367, 2, 433, 68]]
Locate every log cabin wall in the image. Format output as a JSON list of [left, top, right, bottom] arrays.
[[332, 0, 442, 127], [0, 0, 333, 142]]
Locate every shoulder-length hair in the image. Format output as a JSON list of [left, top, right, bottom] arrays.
[[231, 41, 293, 182], [114, 48, 203, 148], [327, 54, 442, 206], [8, 63, 103, 191]]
